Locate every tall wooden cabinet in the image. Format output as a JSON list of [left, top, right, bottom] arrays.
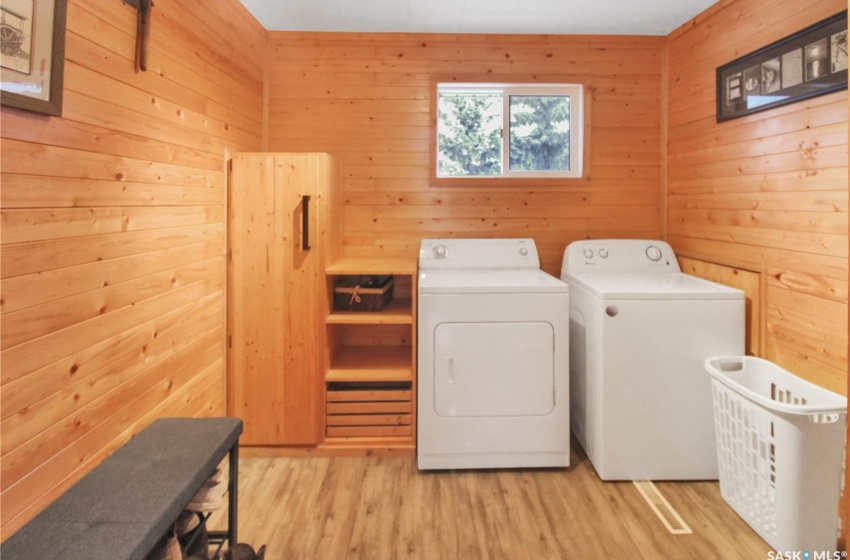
[[228, 153, 341, 445], [228, 152, 416, 454]]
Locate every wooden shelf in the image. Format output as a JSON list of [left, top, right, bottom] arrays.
[[327, 298, 412, 324], [326, 257, 417, 276], [319, 439, 415, 456], [322, 436, 414, 445], [327, 345, 412, 382]]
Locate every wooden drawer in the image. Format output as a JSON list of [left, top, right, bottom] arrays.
[[326, 381, 412, 438]]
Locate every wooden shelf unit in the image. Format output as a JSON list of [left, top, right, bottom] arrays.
[[324, 258, 417, 450]]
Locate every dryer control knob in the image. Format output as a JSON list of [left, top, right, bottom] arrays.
[[583, 249, 594, 258], [434, 245, 448, 259], [599, 249, 609, 258], [646, 245, 663, 261]]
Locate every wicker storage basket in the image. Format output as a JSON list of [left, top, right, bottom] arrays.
[[333, 275, 394, 312]]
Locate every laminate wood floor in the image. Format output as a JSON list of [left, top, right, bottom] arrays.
[[209, 448, 771, 560]]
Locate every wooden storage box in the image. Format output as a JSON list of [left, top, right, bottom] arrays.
[[326, 381, 412, 438], [333, 275, 394, 312]]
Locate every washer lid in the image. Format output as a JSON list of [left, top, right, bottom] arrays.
[[564, 272, 743, 300], [419, 269, 569, 294]]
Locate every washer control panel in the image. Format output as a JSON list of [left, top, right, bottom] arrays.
[[420, 238, 540, 269], [645, 245, 663, 261], [561, 240, 680, 275]]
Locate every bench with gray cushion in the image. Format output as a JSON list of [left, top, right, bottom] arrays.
[[2, 417, 242, 560]]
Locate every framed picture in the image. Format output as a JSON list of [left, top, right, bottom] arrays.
[[716, 11, 847, 122], [0, 0, 67, 116]]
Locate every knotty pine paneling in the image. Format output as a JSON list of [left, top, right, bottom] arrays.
[[678, 257, 763, 356], [666, 0, 848, 393], [0, 0, 264, 538], [266, 32, 665, 275], [845, 1, 849, 551]]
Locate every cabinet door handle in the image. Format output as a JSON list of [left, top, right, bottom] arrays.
[[302, 195, 311, 251], [446, 356, 455, 384]]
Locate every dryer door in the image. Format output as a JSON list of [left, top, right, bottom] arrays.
[[434, 322, 555, 417]]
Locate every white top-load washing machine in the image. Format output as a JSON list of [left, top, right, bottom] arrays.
[[561, 239, 745, 481], [418, 239, 570, 470]]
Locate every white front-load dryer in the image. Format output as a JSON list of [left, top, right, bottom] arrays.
[[417, 239, 570, 470]]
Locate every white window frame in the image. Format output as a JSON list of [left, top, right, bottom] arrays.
[[436, 82, 584, 179]]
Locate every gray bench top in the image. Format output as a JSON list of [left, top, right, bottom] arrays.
[[2, 417, 242, 560]]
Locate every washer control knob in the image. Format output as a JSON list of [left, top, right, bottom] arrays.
[[434, 245, 448, 259], [646, 245, 663, 261], [583, 249, 594, 259], [519, 247, 529, 256], [599, 249, 609, 258]]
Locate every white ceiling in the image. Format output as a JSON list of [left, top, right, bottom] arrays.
[[238, 0, 720, 36]]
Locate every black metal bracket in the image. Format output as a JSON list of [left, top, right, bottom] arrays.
[[122, 0, 153, 72]]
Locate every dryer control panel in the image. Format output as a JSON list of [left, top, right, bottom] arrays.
[[561, 239, 680, 275], [420, 238, 540, 270]]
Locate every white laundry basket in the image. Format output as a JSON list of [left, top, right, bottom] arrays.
[[705, 356, 847, 552]]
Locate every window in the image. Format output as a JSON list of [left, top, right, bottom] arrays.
[[436, 83, 584, 179]]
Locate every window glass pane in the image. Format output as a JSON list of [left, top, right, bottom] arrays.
[[437, 92, 502, 177], [509, 95, 570, 172]]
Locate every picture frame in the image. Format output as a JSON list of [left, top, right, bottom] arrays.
[[0, 0, 67, 116], [716, 11, 847, 122]]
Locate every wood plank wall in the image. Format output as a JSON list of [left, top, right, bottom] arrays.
[[0, 0, 264, 538], [678, 257, 763, 356], [266, 32, 665, 275], [846, 0, 850, 548], [846, 1, 850, 548], [666, 0, 849, 393]]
